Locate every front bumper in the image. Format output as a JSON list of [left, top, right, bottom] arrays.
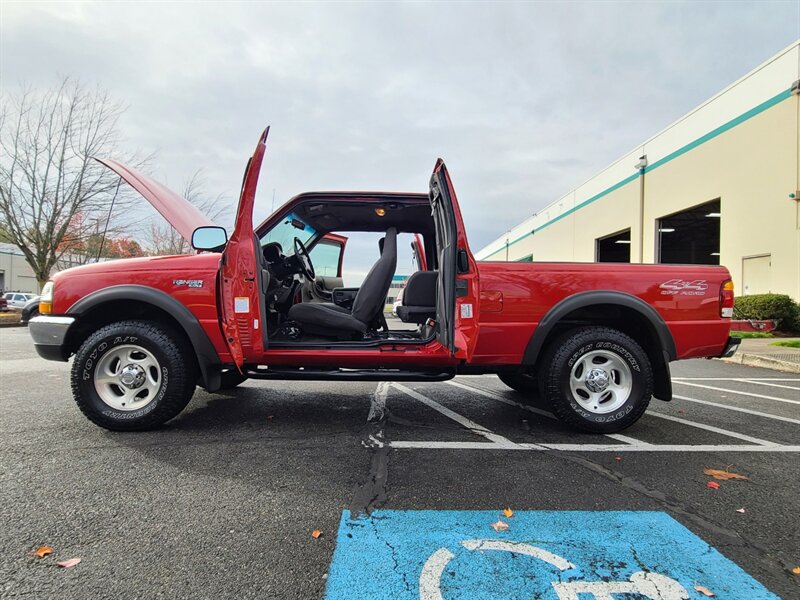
[[718, 335, 741, 358], [29, 315, 75, 361]]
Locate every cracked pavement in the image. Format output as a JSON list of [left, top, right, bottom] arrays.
[[1, 327, 798, 598]]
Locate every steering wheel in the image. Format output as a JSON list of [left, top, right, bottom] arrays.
[[293, 237, 315, 280]]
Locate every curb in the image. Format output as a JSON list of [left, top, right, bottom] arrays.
[[722, 352, 800, 374]]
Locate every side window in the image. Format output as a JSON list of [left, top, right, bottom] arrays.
[[309, 240, 343, 278]]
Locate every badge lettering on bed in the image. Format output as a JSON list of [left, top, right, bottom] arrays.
[[234, 297, 250, 313], [173, 279, 203, 288]]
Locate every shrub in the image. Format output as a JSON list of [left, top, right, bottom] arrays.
[[734, 294, 800, 331]]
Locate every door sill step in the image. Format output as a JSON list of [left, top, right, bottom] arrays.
[[243, 367, 455, 382]]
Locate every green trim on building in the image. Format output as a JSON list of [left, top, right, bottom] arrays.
[[482, 87, 794, 260]]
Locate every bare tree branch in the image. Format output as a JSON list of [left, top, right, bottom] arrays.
[[0, 77, 145, 288], [146, 169, 230, 256]]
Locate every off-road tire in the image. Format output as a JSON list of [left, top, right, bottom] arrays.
[[71, 320, 197, 431], [538, 326, 653, 433], [219, 371, 247, 389], [497, 372, 538, 395]]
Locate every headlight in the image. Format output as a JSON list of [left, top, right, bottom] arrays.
[[39, 281, 54, 315]]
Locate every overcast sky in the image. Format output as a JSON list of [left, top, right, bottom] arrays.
[[2, 1, 798, 278]]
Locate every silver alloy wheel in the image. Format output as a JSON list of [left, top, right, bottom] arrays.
[[93, 344, 162, 411], [568, 350, 632, 414]]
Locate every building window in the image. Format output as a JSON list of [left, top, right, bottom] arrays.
[[516, 254, 533, 262], [596, 229, 631, 263], [657, 199, 720, 265]]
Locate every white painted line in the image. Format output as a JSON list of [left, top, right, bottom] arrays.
[[674, 394, 800, 425], [448, 380, 649, 446], [673, 377, 800, 381], [740, 379, 800, 392], [606, 433, 650, 445], [391, 383, 524, 449], [368, 381, 389, 422], [460, 540, 576, 570], [390, 441, 530, 450], [446, 380, 555, 419], [648, 411, 778, 446], [388, 441, 800, 452], [419, 547, 453, 600], [673, 381, 800, 405]]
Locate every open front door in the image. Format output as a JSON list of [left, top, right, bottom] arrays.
[[429, 160, 480, 361], [220, 127, 270, 370]]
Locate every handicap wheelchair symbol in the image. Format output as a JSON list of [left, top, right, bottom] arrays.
[[419, 539, 689, 600]]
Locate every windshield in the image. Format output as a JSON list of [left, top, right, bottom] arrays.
[[259, 212, 316, 255]]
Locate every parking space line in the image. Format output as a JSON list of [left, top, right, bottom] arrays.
[[390, 441, 530, 450], [390, 383, 524, 449], [648, 411, 778, 446], [674, 394, 800, 425], [740, 379, 800, 391], [387, 441, 800, 452], [605, 433, 649, 445], [673, 381, 800, 405], [446, 380, 555, 419], [673, 377, 800, 381], [448, 380, 646, 445]]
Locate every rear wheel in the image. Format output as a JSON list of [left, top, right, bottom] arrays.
[[71, 320, 197, 431], [497, 372, 538, 394], [538, 326, 652, 433]]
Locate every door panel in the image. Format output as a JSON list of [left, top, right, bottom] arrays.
[[742, 254, 771, 295], [221, 127, 270, 369], [429, 160, 480, 360]]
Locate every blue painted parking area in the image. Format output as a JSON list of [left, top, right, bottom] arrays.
[[325, 510, 777, 600]]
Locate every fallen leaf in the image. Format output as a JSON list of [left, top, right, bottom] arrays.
[[704, 469, 748, 481], [502, 507, 513, 518], [490, 520, 509, 532], [694, 585, 715, 597], [791, 566, 800, 575], [736, 508, 746, 514], [57, 558, 81, 569], [311, 530, 322, 539], [706, 481, 720, 490], [32, 546, 53, 558]]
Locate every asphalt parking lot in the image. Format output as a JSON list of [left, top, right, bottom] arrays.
[[1, 326, 798, 599]]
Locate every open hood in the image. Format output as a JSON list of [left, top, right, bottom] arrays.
[[93, 158, 217, 242]]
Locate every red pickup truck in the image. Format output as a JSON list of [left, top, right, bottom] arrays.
[[29, 128, 739, 433]]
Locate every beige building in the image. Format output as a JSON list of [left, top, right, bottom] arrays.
[[476, 42, 800, 301]]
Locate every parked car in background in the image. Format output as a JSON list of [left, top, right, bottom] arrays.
[[0, 295, 7, 312], [4, 292, 38, 310], [20, 296, 41, 325]]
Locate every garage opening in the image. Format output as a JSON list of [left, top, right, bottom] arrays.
[[596, 229, 631, 263], [657, 199, 720, 265]]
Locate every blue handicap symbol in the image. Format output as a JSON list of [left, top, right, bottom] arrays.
[[324, 510, 778, 599]]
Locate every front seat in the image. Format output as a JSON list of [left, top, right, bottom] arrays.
[[288, 228, 397, 337]]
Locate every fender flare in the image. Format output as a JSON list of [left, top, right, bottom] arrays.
[[68, 285, 222, 392], [522, 291, 676, 401]]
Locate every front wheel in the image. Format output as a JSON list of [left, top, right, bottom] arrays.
[[71, 320, 197, 431], [539, 326, 653, 433]]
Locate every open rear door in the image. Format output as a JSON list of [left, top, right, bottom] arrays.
[[220, 127, 270, 370], [429, 160, 480, 361]]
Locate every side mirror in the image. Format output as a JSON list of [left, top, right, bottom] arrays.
[[192, 226, 228, 251]]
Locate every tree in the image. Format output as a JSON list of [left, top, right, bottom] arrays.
[[147, 170, 230, 256], [0, 78, 143, 288]]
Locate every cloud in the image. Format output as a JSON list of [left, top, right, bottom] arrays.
[[2, 0, 798, 266]]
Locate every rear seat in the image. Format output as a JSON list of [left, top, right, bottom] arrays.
[[396, 271, 438, 324]]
